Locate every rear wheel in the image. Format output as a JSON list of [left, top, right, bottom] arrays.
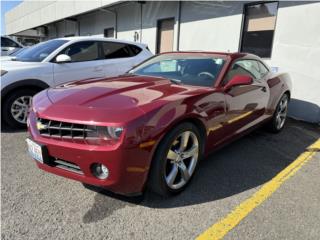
[[148, 123, 203, 196], [267, 94, 289, 133], [2, 88, 38, 129]]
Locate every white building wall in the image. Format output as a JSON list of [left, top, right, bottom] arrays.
[[179, 1, 243, 52], [5, 0, 120, 35], [78, 10, 115, 36], [116, 2, 141, 42], [266, 2, 320, 122], [141, 1, 179, 53]]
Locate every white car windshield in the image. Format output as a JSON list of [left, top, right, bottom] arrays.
[[14, 40, 68, 62], [130, 53, 226, 87]]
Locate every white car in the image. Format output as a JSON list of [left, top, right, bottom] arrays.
[[1, 36, 24, 56], [1, 37, 153, 128]]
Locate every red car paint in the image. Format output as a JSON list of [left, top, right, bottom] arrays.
[[28, 52, 291, 195]]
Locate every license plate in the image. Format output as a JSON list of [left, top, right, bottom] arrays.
[[26, 138, 43, 163]]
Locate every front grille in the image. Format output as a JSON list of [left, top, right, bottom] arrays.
[[37, 118, 99, 140], [53, 158, 83, 175]]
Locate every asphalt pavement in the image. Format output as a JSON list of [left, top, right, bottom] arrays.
[[1, 118, 319, 240]]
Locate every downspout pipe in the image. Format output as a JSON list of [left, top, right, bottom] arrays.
[[176, 1, 181, 51]]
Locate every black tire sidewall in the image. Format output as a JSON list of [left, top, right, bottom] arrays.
[[2, 88, 38, 129], [148, 122, 203, 196]]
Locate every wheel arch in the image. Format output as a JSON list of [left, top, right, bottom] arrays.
[[1, 79, 50, 102], [150, 115, 208, 163]]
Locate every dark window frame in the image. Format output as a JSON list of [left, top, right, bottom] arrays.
[[100, 41, 142, 59], [240, 1, 279, 59], [53, 40, 103, 63]]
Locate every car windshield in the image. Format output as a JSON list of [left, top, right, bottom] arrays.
[[9, 47, 27, 56], [14, 40, 68, 62], [130, 53, 226, 87]]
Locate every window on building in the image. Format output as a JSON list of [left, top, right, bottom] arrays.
[[241, 2, 279, 58], [104, 28, 115, 38], [101, 42, 141, 59], [60, 41, 100, 62]]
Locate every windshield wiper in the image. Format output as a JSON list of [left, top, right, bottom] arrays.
[[169, 78, 182, 85]]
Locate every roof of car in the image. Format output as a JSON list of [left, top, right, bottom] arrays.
[[159, 51, 261, 60], [57, 36, 147, 48]]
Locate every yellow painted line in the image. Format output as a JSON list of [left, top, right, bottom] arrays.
[[196, 138, 320, 240]]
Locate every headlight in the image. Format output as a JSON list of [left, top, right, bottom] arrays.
[[107, 126, 124, 139], [1, 70, 8, 76], [87, 126, 124, 141]]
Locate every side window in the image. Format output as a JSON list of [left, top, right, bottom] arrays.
[[223, 60, 260, 85], [102, 42, 133, 59], [258, 61, 269, 77], [60, 41, 100, 62], [1, 37, 20, 48], [128, 45, 142, 56], [237, 60, 261, 79]]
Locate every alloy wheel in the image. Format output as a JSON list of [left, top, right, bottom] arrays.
[[276, 96, 288, 130], [165, 131, 199, 190], [10, 96, 32, 124]]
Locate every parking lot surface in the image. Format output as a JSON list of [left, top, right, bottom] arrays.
[[1, 119, 319, 240]]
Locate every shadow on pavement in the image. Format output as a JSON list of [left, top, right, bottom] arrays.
[[74, 119, 318, 222]]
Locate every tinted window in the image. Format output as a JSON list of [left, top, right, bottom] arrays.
[[102, 42, 137, 59], [224, 60, 261, 84], [15, 39, 68, 62], [131, 54, 226, 87], [128, 45, 142, 55], [1, 37, 20, 48], [60, 41, 100, 62], [241, 2, 278, 58]]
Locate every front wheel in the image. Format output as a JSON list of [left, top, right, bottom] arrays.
[[2, 89, 38, 129], [148, 123, 203, 196], [267, 94, 289, 133]]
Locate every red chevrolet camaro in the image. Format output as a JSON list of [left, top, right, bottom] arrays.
[[27, 52, 291, 196]]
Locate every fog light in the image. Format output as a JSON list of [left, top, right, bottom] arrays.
[[91, 163, 109, 179]]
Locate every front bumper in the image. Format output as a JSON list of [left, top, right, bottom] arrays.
[[28, 111, 152, 195]]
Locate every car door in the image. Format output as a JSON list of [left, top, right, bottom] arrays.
[[53, 41, 105, 86], [221, 59, 270, 138], [100, 41, 142, 77]]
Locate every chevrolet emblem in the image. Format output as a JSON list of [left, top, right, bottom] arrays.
[[36, 121, 47, 130]]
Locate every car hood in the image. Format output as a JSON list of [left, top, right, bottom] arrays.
[[35, 75, 206, 125], [1, 60, 44, 70]]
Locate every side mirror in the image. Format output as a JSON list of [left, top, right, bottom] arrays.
[[55, 54, 71, 63], [224, 75, 253, 91]]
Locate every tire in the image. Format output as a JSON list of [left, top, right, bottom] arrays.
[[2, 88, 39, 129], [148, 122, 203, 196], [266, 93, 289, 133]]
